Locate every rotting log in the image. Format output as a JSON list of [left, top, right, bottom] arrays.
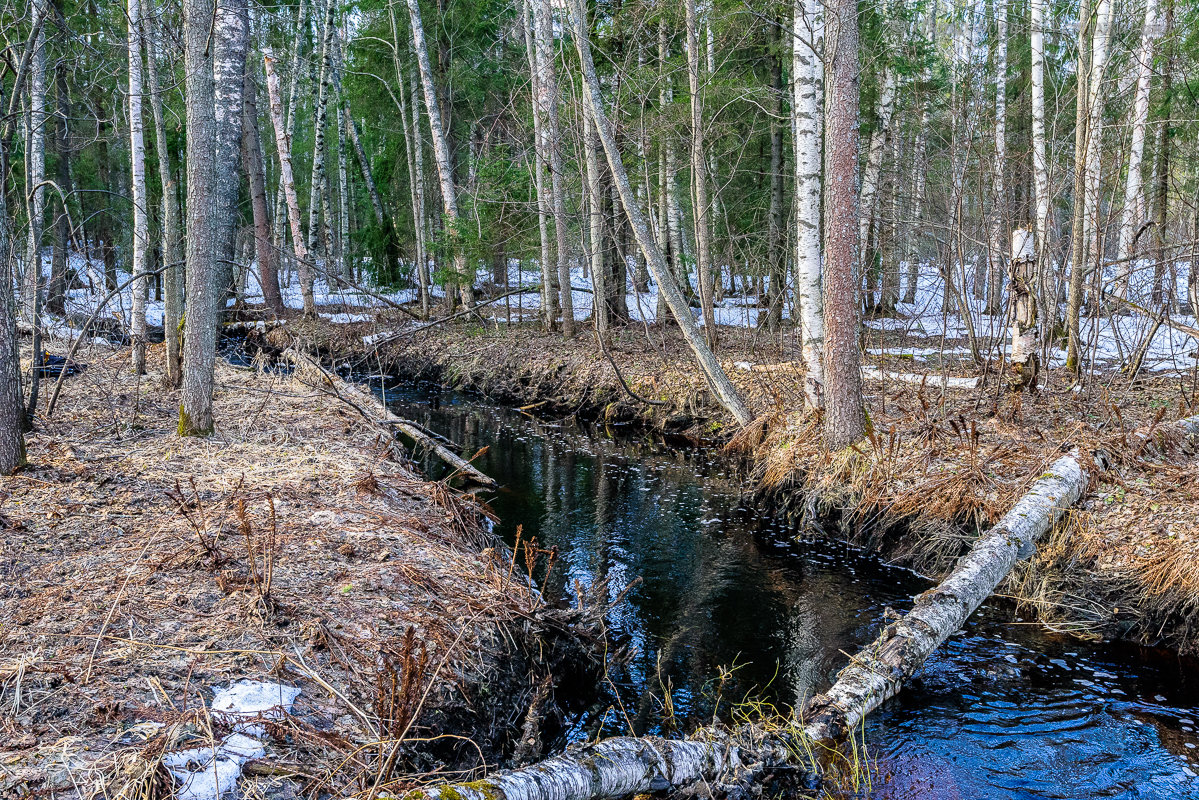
[[280, 348, 496, 488], [409, 451, 1092, 800]]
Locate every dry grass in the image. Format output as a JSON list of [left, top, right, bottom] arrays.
[[0, 337, 605, 798]]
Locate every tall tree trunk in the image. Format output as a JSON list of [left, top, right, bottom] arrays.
[[567, 0, 752, 427], [307, 0, 336, 260], [47, 60, 70, 316], [1068, 0, 1113, 372], [334, 23, 352, 281], [858, 67, 896, 311], [212, 0, 247, 314], [685, 0, 715, 342], [584, 98, 608, 336], [143, 0, 184, 385], [520, 0, 555, 329], [179, 0, 220, 435], [1030, 0, 1052, 328], [0, 118, 26, 470], [985, 0, 1008, 315], [533, 0, 574, 336], [1151, 0, 1174, 310], [1114, 0, 1159, 299], [821, 0, 865, 449], [242, 12, 283, 314], [264, 49, 316, 315], [793, 0, 824, 411], [407, 0, 473, 310], [128, 0, 150, 374], [272, 0, 307, 260], [1065, 0, 1094, 370], [764, 19, 786, 331], [22, 1, 48, 421]]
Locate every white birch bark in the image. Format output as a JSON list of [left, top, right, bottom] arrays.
[[127, 0, 150, 373], [583, 103, 608, 335], [1008, 228, 1039, 388], [263, 48, 316, 315], [685, 0, 716, 340], [212, 0, 247, 306], [986, 0, 1008, 314], [1115, 0, 1160, 298], [566, 0, 752, 426], [22, 3, 46, 327], [272, 0, 307, 258], [521, 0, 555, 328], [142, 0, 184, 384], [857, 66, 896, 293], [1030, 0, 1052, 314], [307, 0, 335, 258], [1079, 0, 1114, 319], [533, 0, 574, 335], [335, 25, 351, 281], [409, 59, 431, 315], [793, 0, 824, 411], [407, 0, 473, 309], [801, 451, 1089, 740]]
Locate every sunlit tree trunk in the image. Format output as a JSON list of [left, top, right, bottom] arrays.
[[1114, 0, 1159, 299], [407, 0, 473, 310], [533, 0, 574, 336], [22, 2, 47, 329], [143, 0, 184, 384], [567, 0, 752, 427], [1030, 0, 1052, 324], [584, 98, 608, 336], [685, 0, 716, 342], [985, 0, 1008, 316], [179, 0, 219, 435], [858, 67, 896, 311], [764, 19, 786, 331], [821, 0, 864, 449], [793, 0, 824, 411], [520, 0, 555, 328], [127, 0, 149, 373], [272, 0, 307, 260], [1068, 0, 1112, 372], [264, 49, 316, 315], [307, 0, 335, 260], [242, 9, 283, 314], [1009, 229, 1039, 389], [1065, 0, 1094, 371]]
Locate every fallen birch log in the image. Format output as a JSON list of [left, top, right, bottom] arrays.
[[280, 348, 497, 488], [410, 450, 1092, 800]]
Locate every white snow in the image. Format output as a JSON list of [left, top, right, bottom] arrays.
[[160, 680, 299, 800]]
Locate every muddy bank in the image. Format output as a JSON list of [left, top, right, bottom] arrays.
[[268, 313, 1199, 656], [0, 339, 606, 798]]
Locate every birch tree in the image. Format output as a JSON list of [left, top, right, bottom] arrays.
[[793, 0, 824, 411], [985, 0, 1008, 315], [520, 0, 556, 328], [142, 0, 184, 385], [1114, 0, 1160, 298], [1029, 0, 1051, 316], [264, 49, 316, 315], [407, 0, 473, 310], [212, 0, 247, 308], [566, 0, 752, 427], [685, 0, 716, 340], [307, 0, 336, 259], [127, 0, 150, 374], [859, 66, 896, 309], [242, 8, 283, 313], [1067, 0, 1113, 372], [532, 0, 574, 336]]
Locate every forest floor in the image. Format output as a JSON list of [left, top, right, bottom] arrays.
[[0, 336, 606, 798], [266, 300, 1199, 657]]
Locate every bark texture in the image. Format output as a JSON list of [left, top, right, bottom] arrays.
[[792, 0, 824, 410], [128, 0, 150, 373]]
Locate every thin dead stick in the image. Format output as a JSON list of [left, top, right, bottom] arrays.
[[366, 285, 542, 350]]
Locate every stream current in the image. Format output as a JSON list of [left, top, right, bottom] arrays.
[[369, 377, 1199, 799]]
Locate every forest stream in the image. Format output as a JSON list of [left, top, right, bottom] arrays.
[[362, 375, 1199, 800]]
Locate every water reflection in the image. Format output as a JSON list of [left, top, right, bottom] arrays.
[[373, 378, 1199, 799]]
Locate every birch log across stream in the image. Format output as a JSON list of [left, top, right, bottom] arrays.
[[409, 449, 1097, 800]]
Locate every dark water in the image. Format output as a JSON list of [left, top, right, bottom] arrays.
[[372, 378, 1199, 799]]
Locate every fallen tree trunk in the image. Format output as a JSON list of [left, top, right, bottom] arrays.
[[409, 450, 1092, 800], [280, 348, 497, 488]]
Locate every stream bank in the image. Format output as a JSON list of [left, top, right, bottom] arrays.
[[0, 340, 607, 798], [262, 313, 1199, 656]]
